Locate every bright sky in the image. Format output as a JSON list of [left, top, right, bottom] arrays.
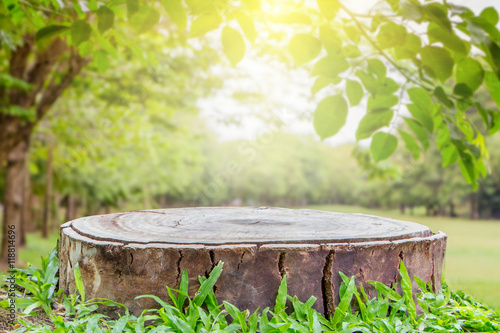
[[198, 0, 499, 145]]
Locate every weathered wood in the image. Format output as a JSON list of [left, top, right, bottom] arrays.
[[59, 207, 447, 316]]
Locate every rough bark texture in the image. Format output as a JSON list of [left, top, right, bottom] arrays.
[[1, 140, 29, 258], [59, 207, 447, 317], [42, 147, 53, 238]]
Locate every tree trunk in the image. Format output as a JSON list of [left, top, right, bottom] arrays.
[[399, 203, 406, 214], [42, 147, 53, 238], [59, 207, 447, 317], [20, 160, 31, 247], [1, 139, 29, 258], [65, 195, 77, 222]]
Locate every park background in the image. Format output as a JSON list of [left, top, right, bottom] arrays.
[[1, 0, 500, 315]]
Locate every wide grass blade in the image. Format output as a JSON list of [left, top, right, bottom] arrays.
[[193, 261, 223, 307]]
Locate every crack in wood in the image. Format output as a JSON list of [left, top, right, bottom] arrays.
[[237, 251, 245, 271], [278, 252, 287, 278], [176, 250, 183, 285], [322, 250, 335, 318]]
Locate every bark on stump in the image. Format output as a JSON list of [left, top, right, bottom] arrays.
[[59, 207, 447, 317]]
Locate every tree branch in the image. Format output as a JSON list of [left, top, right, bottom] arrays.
[[339, 3, 433, 91]]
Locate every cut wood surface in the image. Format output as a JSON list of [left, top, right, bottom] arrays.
[[59, 207, 447, 316]]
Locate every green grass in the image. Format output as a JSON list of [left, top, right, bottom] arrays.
[[15, 232, 60, 270], [305, 204, 500, 310]]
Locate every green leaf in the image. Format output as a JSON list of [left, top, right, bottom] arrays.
[[193, 261, 223, 307], [311, 76, 340, 95], [344, 25, 360, 43], [221, 26, 246, 66], [394, 33, 421, 59], [480, 7, 499, 26], [346, 80, 363, 106], [93, 50, 109, 73], [356, 109, 393, 141], [398, 130, 420, 160], [275, 275, 287, 314], [455, 58, 484, 93], [189, 14, 222, 38], [317, 0, 339, 20], [406, 87, 434, 132], [436, 126, 450, 150], [74, 263, 85, 303], [331, 276, 356, 328], [370, 132, 398, 162], [367, 59, 386, 79], [185, 0, 213, 15], [399, 261, 417, 322], [126, 0, 139, 18], [289, 33, 321, 66], [71, 20, 91, 47], [313, 95, 348, 140], [433, 86, 453, 108], [130, 6, 160, 34], [319, 25, 342, 56], [404, 118, 430, 150], [420, 46, 454, 82], [428, 22, 468, 56], [440, 144, 458, 167], [96, 6, 114, 34], [484, 71, 500, 109], [311, 55, 349, 79], [367, 94, 398, 111], [342, 44, 361, 58], [235, 11, 256, 44], [163, 0, 187, 31], [35, 25, 69, 43], [377, 22, 406, 49]]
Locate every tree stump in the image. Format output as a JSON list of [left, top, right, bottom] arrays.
[[59, 207, 446, 316]]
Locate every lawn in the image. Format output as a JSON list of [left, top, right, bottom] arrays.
[[306, 204, 500, 310]]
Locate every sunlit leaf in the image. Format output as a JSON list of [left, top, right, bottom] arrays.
[[484, 71, 500, 110], [311, 76, 341, 95], [346, 80, 363, 106], [130, 6, 160, 34], [394, 33, 421, 59], [313, 95, 348, 140], [356, 109, 393, 141], [189, 14, 222, 37], [221, 26, 245, 66], [311, 55, 349, 79], [370, 132, 398, 162], [480, 7, 499, 26], [96, 6, 114, 34], [404, 118, 430, 150], [163, 0, 187, 31], [398, 130, 420, 160], [420, 46, 454, 82], [71, 20, 91, 46], [377, 22, 406, 49], [289, 33, 321, 66], [94, 50, 109, 73], [455, 58, 484, 94], [317, 0, 339, 21], [428, 22, 468, 56], [126, 0, 139, 18], [407, 87, 434, 132], [344, 25, 360, 44], [367, 59, 386, 79], [367, 94, 397, 111], [235, 11, 256, 43]]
